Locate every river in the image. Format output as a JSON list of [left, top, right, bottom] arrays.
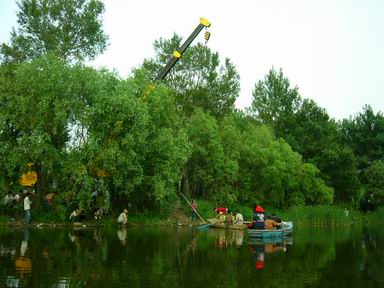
[[0, 224, 383, 287]]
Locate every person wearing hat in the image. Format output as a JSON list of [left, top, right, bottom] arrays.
[[252, 205, 266, 229], [117, 209, 128, 225]]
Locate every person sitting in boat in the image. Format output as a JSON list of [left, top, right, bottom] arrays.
[[214, 207, 228, 218], [252, 205, 266, 229], [270, 213, 282, 223], [226, 210, 234, 225], [234, 210, 244, 225], [218, 212, 226, 223], [264, 216, 282, 230]]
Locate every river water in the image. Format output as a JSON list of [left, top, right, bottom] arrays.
[[0, 224, 383, 287]]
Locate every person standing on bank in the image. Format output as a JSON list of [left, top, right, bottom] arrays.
[[24, 192, 32, 224], [190, 199, 198, 221]]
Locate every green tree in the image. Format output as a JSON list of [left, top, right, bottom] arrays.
[[1, 0, 108, 63], [360, 160, 384, 210], [142, 34, 240, 118], [182, 109, 235, 201], [341, 105, 384, 170], [250, 68, 300, 137], [250, 68, 359, 206]]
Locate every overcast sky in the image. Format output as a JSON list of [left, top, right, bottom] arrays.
[[1, 0, 383, 120]]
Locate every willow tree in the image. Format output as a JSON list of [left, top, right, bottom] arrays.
[[1, 0, 108, 63]]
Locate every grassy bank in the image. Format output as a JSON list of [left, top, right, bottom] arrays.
[[1, 202, 382, 227]]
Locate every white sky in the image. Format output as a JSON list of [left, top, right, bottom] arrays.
[[1, 0, 383, 120]]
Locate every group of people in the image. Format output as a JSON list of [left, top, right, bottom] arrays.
[[213, 207, 244, 226], [2, 190, 33, 225]]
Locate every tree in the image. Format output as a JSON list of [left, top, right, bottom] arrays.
[[360, 160, 384, 210], [1, 0, 108, 63], [250, 68, 301, 134], [142, 34, 240, 118], [341, 105, 384, 170]]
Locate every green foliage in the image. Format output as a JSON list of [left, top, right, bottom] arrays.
[[1, 0, 108, 63], [250, 68, 360, 206], [143, 34, 240, 118], [360, 160, 384, 210], [341, 105, 384, 169]]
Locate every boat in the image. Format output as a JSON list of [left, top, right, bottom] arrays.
[[206, 218, 247, 230], [248, 222, 293, 238]]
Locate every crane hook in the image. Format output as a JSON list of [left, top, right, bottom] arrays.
[[204, 31, 211, 45]]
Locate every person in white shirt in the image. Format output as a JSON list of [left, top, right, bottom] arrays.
[[117, 209, 128, 225], [234, 210, 244, 225], [24, 192, 32, 224]]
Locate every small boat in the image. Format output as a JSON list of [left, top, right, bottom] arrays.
[[248, 222, 293, 238], [207, 219, 247, 230]]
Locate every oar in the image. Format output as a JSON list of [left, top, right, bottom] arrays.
[[180, 192, 206, 224]]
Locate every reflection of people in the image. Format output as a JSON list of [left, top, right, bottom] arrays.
[[255, 247, 265, 269], [235, 230, 244, 247], [117, 228, 127, 245], [20, 228, 29, 256], [117, 209, 128, 225], [23, 192, 32, 224]]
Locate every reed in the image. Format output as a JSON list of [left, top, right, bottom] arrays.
[[277, 206, 363, 227]]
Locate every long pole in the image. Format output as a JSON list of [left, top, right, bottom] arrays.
[[180, 192, 206, 223]]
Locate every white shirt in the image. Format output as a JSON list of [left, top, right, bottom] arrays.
[[117, 212, 127, 224], [24, 196, 31, 210], [234, 213, 244, 224]]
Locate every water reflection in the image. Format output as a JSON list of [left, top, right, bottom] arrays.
[[117, 227, 127, 245], [213, 229, 244, 248], [0, 226, 383, 287], [248, 237, 291, 270]]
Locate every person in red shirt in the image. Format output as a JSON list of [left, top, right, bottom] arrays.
[[190, 199, 198, 221], [214, 207, 228, 214]]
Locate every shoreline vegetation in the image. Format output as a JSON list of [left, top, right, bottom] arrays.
[[1, 1, 384, 233], [1, 202, 383, 228]]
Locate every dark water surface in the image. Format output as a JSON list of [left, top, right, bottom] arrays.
[[0, 224, 383, 287]]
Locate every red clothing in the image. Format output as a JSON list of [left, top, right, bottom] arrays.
[[254, 205, 265, 213], [215, 207, 228, 214]]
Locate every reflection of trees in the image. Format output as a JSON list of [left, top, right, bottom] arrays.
[[1, 225, 384, 287]]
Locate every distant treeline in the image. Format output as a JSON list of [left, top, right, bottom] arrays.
[[0, 0, 383, 217]]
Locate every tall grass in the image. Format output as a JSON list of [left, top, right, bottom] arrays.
[[364, 207, 384, 222], [278, 206, 363, 227]]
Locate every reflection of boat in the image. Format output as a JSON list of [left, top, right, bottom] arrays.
[[248, 222, 293, 238], [248, 236, 293, 246]]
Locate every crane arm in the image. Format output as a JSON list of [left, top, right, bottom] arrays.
[[154, 17, 211, 81]]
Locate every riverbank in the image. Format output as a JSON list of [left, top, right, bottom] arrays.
[[1, 203, 383, 228]]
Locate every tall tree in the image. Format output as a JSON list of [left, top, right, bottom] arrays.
[[1, 0, 108, 63], [341, 105, 384, 170], [142, 34, 240, 118], [250, 68, 359, 205]]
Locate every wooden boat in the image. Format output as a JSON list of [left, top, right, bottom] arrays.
[[248, 222, 293, 238], [207, 218, 247, 230]]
